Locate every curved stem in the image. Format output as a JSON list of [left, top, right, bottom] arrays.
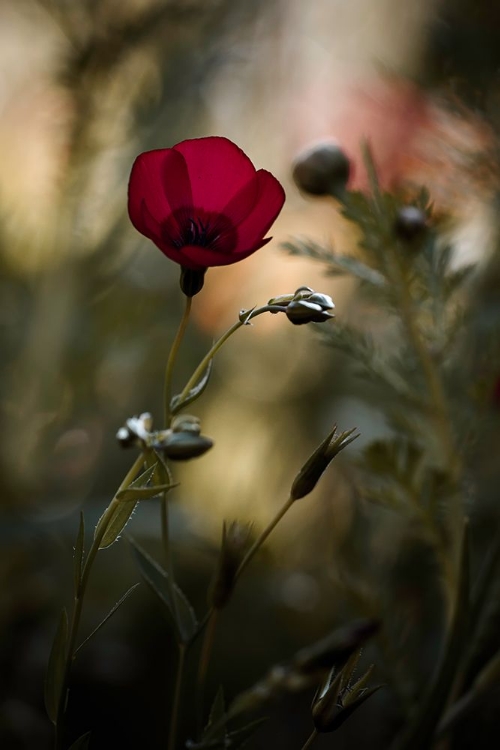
[[300, 729, 319, 750], [177, 305, 284, 407], [234, 495, 295, 585], [168, 643, 187, 750], [164, 295, 192, 425], [55, 453, 145, 749]]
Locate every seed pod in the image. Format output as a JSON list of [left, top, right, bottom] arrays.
[[180, 266, 206, 297]]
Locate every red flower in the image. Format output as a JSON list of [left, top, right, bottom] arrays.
[[128, 136, 285, 293]]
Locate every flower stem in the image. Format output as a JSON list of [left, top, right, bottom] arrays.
[[300, 729, 319, 750], [177, 304, 283, 408], [164, 295, 192, 425], [168, 642, 187, 750], [54, 453, 145, 749], [234, 495, 295, 585]]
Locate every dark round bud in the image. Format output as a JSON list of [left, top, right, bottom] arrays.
[[292, 142, 351, 198], [162, 431, 213, 460], [394, 206, 428, 241], [180, 267, 206, 297]]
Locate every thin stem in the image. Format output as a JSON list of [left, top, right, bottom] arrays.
[[234, 495, 295, 584], [196, 609, 219, 734], [301, 729, 319, 750], [177, 305, 282, 408], [161, 491, 181, 636], [168, 643, 187, 750], [55, 453, 145, 749], [164, 295, 192, 425]]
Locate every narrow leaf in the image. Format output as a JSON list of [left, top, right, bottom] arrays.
[[44, 608, 68, 724], [130, 539, 197, 642], [96, 464, 157, 549], [68, 732, 91, 749], [205, 686, 226, 735], [73, 512, 85, 591], [74, 583, 140, 655], [170, 359, 213, 415], [116, 482, 178, 501]]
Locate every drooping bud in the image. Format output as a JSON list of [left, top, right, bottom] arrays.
[[394, 206, 428, 241], [209, 521, 253, 609], [292, 142, 351, 199], [285, 299, 334, 325], [160, 431, 213, 461], [290, 426, 359, 500], [180, 266, 206, 297]]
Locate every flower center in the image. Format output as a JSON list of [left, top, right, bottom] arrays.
[[163, 209, 236, 254]]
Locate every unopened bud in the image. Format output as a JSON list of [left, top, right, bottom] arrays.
[[286, 299, 334, 325], [209, 521, 253, 608], [116, 412, 153, 448], [161, 431, 213, 461], [293, 142, 351, 199], [394, 206, 428, 241], [291, 426, 358, 500]]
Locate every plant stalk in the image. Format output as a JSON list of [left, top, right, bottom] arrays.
[[164, 295, 192, 425]]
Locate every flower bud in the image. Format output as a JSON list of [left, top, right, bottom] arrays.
[[180, 266, 206, 297], [290, 426, 358, 500], [161, 431, 213, 460], [293, 142, 351, 199], [286, 300, 334, 325], [209, 521, 253, 609], [394, 206, 428, 241]]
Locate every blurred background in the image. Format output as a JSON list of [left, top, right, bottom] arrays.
[[1, 0, 500, 748]]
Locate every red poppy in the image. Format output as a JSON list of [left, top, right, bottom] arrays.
[[128, 136, 285, 285]]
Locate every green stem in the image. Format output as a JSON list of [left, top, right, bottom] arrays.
[[177, 305, 281, 408], [160, 490, 181, 637], [164, 295, 192, 425], [168, 643, 187, 750], [234, 495, 295, 585], [54, 453, 145, 749], [300, 729, 319, 750]]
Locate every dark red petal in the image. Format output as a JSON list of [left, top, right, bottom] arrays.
[[128, 148, 193, 230], [139, 201, 189, 266], [233, 169, 285, 252], [160, 149, 192, 219], [180, 237, 272, 268], [220, 173, 259, 226], [172, 137, 256, 213]]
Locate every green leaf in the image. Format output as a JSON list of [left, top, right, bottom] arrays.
[[170, 359, 213, 415], [130, 540, 197, 642], [96, 464, 156, 549], [74, 583, 140, 655], [202, 686, 227, 744], [73, 512, 85, 591], [68, 732, 91, 749], [116, 482, 177, 501], [44, 608, 68, 724]]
